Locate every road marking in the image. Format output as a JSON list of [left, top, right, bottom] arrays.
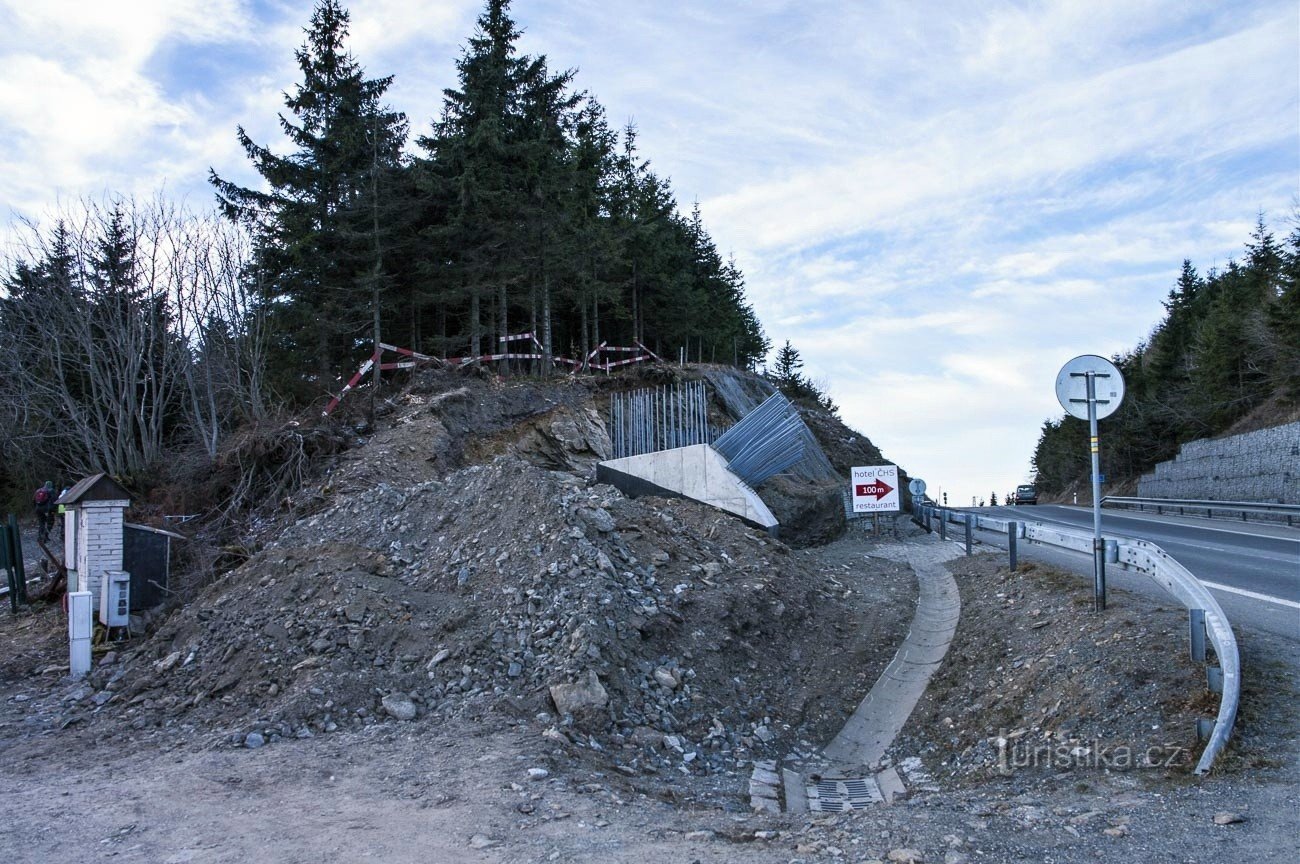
[[1201, 581, 1300, 610], [1024, 507, 1300, 545], [1065, 506, 1300, 544]]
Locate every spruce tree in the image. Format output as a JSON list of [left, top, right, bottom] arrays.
[[210, 0, 407, 393], [1268, 226, 1300, 401], [772, 340, 804, 387], [418, 0, 530, 361]]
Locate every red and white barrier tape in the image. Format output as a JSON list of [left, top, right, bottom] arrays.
[[326, 340, 660, 414]]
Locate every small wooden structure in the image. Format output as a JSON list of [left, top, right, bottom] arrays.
[[57, 473, 130, 611]]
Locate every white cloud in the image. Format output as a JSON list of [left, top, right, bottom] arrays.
[[0, 0, 1295, 503], [703, 16, 1295, 257]]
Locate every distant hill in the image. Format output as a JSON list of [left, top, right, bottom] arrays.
[[1031, 216, 1300, 497]]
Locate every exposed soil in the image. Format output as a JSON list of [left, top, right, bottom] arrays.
[[890, 554, 1206, 783], [1, 366, 1296, 863]]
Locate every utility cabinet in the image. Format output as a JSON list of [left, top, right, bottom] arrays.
[[99, 570, 131, 627]]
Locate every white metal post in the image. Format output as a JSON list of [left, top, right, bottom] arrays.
[[68, 591, 92, 677], [1087, 371, 1106, 611]]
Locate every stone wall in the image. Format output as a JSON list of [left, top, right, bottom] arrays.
[[1138, 422, 1299, 503]]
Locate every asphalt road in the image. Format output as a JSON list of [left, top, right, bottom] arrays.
[[959, 504, 1300, 642]]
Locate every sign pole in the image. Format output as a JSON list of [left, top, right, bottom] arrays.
[[1087, 372, 1106, 611], [1058, 355, 1123, 614]]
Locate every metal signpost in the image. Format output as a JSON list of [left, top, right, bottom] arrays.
[[1055, 355, 1126, 611]]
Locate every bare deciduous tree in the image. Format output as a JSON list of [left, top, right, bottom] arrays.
[[1, 197, 269, 480]]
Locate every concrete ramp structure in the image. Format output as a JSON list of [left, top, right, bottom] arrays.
[[596, 444, 779, 532]]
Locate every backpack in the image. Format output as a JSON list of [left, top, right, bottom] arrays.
[[34, 488, 52, 506]]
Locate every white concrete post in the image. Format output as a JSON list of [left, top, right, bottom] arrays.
[[68, 591, 92, 677]]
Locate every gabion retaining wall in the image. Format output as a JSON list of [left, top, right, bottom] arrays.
[[1138, 422, 1300, 503]]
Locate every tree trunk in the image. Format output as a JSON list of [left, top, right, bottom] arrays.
[[470, 283, 481, 360], [631, 258, 639, 344], [542, 270, 553, 376], [579, 299, 589, 371], [498, 280, 508, 375], [528, 282, 538, 377]]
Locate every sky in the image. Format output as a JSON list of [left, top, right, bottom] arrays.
[[1, 0, 1297, 505]]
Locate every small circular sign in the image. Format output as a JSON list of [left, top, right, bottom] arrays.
[[908, 478, 926, 497], [1055, 355, 1125, 420]]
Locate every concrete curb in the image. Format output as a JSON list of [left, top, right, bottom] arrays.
[[821, 542, 961, 769]]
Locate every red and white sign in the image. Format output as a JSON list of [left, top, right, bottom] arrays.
[[851, 465, 900, 513]]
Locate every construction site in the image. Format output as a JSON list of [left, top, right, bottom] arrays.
[[1, 363, 1296, 864]]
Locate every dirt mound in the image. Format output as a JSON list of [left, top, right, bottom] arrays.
[[22, 456, 910, 781], [1, 364, 915, 793], [891, 554, 1204, 782], [315, 364, 893, 547], [316, 369, 611, 495]]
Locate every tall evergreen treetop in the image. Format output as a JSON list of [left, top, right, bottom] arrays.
[[209, 0, 408, 386]]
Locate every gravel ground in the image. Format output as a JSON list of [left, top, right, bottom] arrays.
[[1, 368, 1294, 862], [3, 531, 1293, 864]]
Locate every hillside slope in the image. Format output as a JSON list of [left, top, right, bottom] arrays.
[[1, 363, 910, 779]]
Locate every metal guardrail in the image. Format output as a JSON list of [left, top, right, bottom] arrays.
[[912, 502, 1241, 775], [1103, 495, 1299, 526], [1112, 537, 1240, 775]]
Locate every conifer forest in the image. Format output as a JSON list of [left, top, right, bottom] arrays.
[[0, 0, 767, 488]]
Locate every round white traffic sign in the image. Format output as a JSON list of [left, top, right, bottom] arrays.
[[908, 478, 926, 497], [1055, 355, 1125, 420]]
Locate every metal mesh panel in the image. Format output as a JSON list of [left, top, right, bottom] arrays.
[[711, 392, 807, 487]]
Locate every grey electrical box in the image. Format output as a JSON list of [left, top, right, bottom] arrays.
[[99, 570, 131, 627]]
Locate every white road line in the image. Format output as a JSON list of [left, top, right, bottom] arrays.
[[1201, 581, 1300, 611], [1034, 507, 1300, 545]]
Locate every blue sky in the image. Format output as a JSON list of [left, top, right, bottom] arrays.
[[1, 0, 1297, 504]]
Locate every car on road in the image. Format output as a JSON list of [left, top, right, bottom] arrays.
[[1014, 484, 1038, 505]]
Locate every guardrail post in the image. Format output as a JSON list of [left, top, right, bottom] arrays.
[[939, 511, 947, 540], [1206, 666, 1224, 694], [964, 518, 972, 556], [1008, 521, 1018, 569], [1195, 718, 1215, 741], [1188, 608, 1207, 663]]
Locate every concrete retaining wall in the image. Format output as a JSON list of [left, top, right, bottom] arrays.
[[1137, 422, 1300, 503]]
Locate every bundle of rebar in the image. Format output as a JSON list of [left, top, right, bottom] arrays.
[[609, 380, 711, 459]]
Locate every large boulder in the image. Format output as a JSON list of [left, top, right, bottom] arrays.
[[549, 670, 609, 722]]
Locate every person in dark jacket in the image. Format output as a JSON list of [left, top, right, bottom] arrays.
[[33, 481, 56, 543]]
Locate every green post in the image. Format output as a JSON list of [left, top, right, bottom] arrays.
[[8, 515, 26, 605], [2, 518, 18, 612]]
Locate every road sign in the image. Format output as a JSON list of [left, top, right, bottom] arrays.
[[851, 465, 900, 513], [1054, 354, 1126, 612], [1055, 355, 1125, 420], [907, 478, 926, 497]]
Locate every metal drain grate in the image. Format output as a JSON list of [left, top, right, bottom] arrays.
[[806, 776, 883, 812]]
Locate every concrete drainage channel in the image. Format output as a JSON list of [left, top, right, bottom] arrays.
[[749, 541, 962, 814]]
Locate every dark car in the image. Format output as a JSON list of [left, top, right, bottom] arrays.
[[1014, 484, 1038, 505]]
